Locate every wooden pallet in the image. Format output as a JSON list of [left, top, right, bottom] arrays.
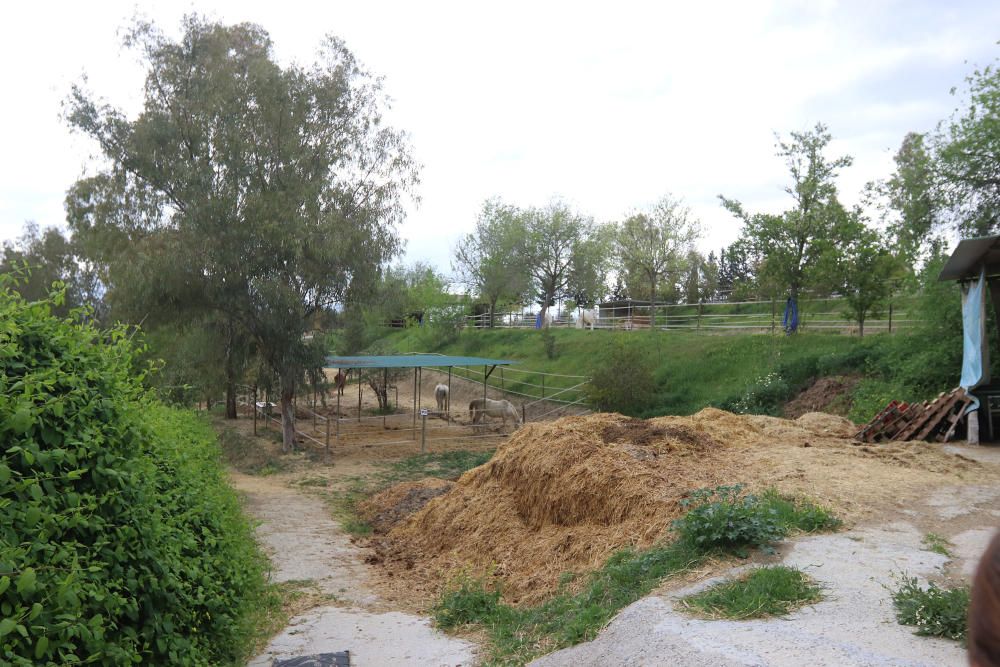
[[854, 387, 973, 444]]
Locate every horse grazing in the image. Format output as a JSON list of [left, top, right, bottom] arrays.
[[333, 369, 348, 396], [469, 398, 522, 427], [434, 384, 449, 411]]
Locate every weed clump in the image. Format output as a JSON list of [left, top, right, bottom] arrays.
[[891, 575, 969, 642]]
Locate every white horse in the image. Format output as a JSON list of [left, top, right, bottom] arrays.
[[469, 398, 522, 427], [575, 307, 598, 330], [434, 384, 449, 411]]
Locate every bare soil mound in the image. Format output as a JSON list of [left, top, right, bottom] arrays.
[[783, 375, 861, 419], [367, 409, 985, 605]]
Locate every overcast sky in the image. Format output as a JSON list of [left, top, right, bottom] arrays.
[[2, 1, 998, 276]]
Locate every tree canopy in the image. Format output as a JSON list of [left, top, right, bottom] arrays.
[[66, 15, 417, 450]]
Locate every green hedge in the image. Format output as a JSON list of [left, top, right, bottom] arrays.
[[0, 283, 267, 665]]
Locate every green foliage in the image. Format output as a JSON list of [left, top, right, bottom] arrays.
[[541, 328, 558, 360], [671, 485, 786, 553], [922, 533, 954, 557], [758, 490, 842, 533], [433, 575, 503, 630], [585, 337, 657, 415], [0, 283, 268, 665], [891, 575, 969, 642], [681, 566, 823, 619], [724, 372, 791, 415], [671, 486, 841, 555]]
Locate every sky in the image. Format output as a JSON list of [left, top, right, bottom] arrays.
[[1, 0, 998, 277]]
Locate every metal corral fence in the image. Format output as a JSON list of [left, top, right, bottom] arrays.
[[234, 366, 591, 458], [463, 293, 921, 334]]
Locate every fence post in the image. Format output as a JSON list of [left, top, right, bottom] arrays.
[[697, 300, 703, 330], [888, 300, 893, 333], [253, 385, 258, 436], [770, 298, 776, 334], [421, 410, 427, 453], [522, 404, 527, 425], [325, 414, 330, 459], [541, 375, 545, 400]]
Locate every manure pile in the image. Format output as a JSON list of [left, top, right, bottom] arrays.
[[366, 408, 982, 605]]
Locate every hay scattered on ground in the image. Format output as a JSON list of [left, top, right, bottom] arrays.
[[366, 408, 988, 605]]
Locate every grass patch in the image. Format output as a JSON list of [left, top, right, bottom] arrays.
[[680, 566, 823, 619], [891, 575, 969, 642], [383, 450, 494, 483], [922, 533, 954, 557], [433, 486, 841, 665]]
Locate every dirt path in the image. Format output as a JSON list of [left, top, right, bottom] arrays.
[[233, 473, 477, 667], [531, 477, 1000, 667]]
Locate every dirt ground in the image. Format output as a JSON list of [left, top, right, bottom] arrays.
[[223, 393, 1000, 666]]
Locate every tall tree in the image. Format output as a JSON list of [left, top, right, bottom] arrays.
[[522, 201, 595, 327], [66, 16, 417, 451], [614, 194, 699, 327], [935, 59, 1000, 235], [720, 123, 852, 304], [452, 199, 529, 327]]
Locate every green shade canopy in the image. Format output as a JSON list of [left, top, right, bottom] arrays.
[[324, 354, 516, 369]]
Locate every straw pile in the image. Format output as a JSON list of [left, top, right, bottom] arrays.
[[367, 408, 983, 605]]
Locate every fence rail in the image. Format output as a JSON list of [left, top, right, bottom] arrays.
[[460, 294, 919, 335]]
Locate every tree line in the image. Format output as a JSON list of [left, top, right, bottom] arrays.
[[2, 16, 999, 449]]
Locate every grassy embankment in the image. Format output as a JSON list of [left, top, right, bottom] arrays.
[[366, 327, 870, 418]]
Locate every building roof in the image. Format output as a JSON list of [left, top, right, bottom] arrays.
[[939, 235, 1000, 281], [324, 353, 516, 369]]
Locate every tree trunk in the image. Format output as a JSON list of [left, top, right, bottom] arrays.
[[279, 375, 296, 452], [489, 298, 497, 328], [224, 319, 238, 419], [858, 314, 865, 338], [650, 279, 657, 329]]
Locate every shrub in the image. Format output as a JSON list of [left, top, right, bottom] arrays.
[[0, 283, 268, 665], [586, 338, 657, 415], [671, 485, 786, 553], [681, 566, 823, 619], [891, 575, 969, 642]]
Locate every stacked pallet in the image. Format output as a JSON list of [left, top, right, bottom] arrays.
[[854, 387, 974, 443]]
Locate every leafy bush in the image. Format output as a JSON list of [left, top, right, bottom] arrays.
[[0, 283, 268, 665], [722, 372, 791, 415], [681, 565, 823, 619], [671, 486, 841, 555], [586, 338, 657, 415], [671, 485, 786, 552], [891, 575, 969, 642]]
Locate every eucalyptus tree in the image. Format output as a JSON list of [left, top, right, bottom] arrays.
[[66, 16, 418, 450], [452, 199, 530, 327], [720, 123, 852, 304], [614, 194, 699, 327]]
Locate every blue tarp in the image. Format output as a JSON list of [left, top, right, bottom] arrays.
[[961, 267, 988, 412]]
